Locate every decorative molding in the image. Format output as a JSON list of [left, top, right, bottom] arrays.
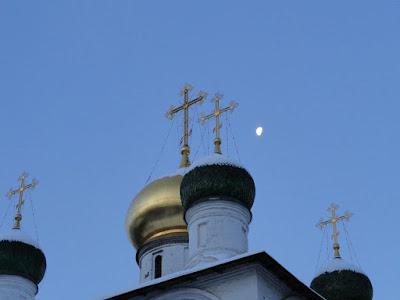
[[186, 200, 251, 226], [138, 242, 189, 284], [282, 296, 303, 300], [137, 236, 188, 263], [151, 287, 221, 300], [186, 200, 250, 267], [0, 275, 37, 299]]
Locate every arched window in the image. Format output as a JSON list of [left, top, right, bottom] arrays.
[[154, 255, 162, 279]]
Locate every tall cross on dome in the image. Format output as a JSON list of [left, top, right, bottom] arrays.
[[316, 203, 353, 258], [200, 93, 238, 154], [6, 172, 38, 230], [166, 84, 208, 168]]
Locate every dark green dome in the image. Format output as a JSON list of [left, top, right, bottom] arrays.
[[0, 235, 46, 285], [180, 155, 255, 212], [311, 262, 373, 300]]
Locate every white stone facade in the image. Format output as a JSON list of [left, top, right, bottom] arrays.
[[139, 242, 189, 284], [185, 199, 251, 268], [0, 275, 37, 300], [127, 192, 316, 300], [138, 199, 252, 282], [128, 264, 306, 300]]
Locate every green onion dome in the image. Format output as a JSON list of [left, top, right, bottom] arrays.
[[310, 258, 373, 300], [0, 229, 46, 286], [180, 154, 255, 212]]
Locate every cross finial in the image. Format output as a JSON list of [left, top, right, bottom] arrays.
[[199, 93, 238, 154], [6, 172, 38, 230], [316, 203, 353, 258], [166, 84, 208, 167]]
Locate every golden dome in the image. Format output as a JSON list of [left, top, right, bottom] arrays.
[[126, 173, 187, 249]]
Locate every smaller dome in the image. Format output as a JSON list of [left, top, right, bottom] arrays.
[[311, 258, 373, 300], [0, 229, 46, 285], [180, 154, 255, 212]]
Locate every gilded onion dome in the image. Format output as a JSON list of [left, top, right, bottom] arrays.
[[126, 171, 188, 249], [126, 84, 206, 251]]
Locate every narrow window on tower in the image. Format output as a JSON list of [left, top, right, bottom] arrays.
[[198, 222, 207, 248], [154, 255, 162, 279]]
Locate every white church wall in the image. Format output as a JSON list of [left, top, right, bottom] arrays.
[[185, 200, 251, 268], [256, 266, 307, 300], [151, 288, 221, 300], [143, 266, 258, 300], [255, 266, 291, 300], [202, 267, 258, 300], [139, 243, 188, 283], [131, 263, 300, 300], [0, 275, 37, 300]]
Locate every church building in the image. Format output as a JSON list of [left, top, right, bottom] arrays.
[[0, 85, 373, 300], [106, 85, 373, 300]]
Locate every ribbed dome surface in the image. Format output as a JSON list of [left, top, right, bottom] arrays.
[[181, 155, 255, 211], [0, 239, 46, 285], [311, 260, 373, 300]]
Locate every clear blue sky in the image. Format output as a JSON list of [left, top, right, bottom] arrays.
[[0, 1, 398, 299]]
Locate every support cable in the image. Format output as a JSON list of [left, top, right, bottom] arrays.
[[145, 119, 175, 184], [324, 226, 329, 262], [29, 194, 40, 244], [315, 226, 327, 273], [342, 222, 362, 268], [0, 199, 13, 230], [225, 113, 229, 156], [227, 117, 241, 163], [193, 109, 207, 161]]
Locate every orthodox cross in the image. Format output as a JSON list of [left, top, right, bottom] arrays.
[[200, 93, 238, 154], [316, 203, 353, 258], [6, 172, 38, 230], [166, 84, 207, 168]]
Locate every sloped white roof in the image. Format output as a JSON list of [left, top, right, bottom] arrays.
[[316, 257, 364, 276], [0, 228, 40, 249], [138, 250, 261, 288], [104, 251, 324, 300]]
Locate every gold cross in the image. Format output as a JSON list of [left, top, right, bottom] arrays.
[[200, 93, 238, 154], [6, 172, 38, 230], [316, 203, 353, 258], [166, 84, 207, 167]]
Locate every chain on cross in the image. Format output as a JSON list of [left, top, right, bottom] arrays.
[[166, 84, 208, 168], [6, 172, 38, 230], [316, 203, 353, 258], [199, 93, 238, 154]]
